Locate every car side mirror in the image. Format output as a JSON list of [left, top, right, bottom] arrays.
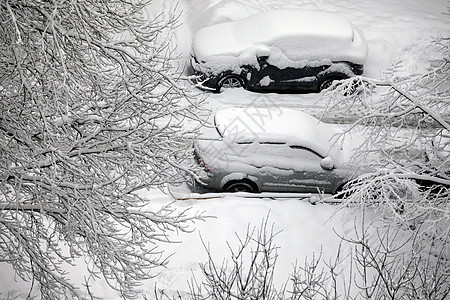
[[256, 45, 270, 60], [257, 56, 269, 66], [320, 156, 334, 170]]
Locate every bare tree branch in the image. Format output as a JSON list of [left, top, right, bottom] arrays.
[[0, 0, 204, 298]]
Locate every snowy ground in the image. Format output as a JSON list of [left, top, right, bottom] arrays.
[[0, 0, 448, 298], [106, 0, 450, 297]]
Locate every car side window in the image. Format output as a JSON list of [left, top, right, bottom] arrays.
[[256, 142, 287, 157], [260, 142, 285, 145], [289, 145, 324, 160]]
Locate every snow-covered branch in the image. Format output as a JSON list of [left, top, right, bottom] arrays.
[[0, 0, 204, 298], [321, 37, 449, 249]]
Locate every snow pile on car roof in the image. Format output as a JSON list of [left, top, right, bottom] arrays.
[[214, 107, 339, 157], [192, 10, 368, 73]]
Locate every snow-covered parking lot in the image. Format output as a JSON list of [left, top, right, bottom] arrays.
[[139, 0, 449, 297], [0, 0, 448, 298]]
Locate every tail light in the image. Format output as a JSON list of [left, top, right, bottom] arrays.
[[194, 150, 210, 172]]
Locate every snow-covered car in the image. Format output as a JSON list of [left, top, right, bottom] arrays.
[[193, 107, 366, 193], [190, 10, 368, 93]]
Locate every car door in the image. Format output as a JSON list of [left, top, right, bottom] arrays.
[[245, 142, 301, 192], [250, 57, 303, 91], [249, 56, 325, 91], [287, 145, 334, 193], [247, 143, 334, 193]]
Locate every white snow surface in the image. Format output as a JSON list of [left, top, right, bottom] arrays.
[[1, 0, 448, 298], [192, 9, 368, 74], [215, 107, 339, 157], [147, 0, 449, 296], [194, 107, 367, 192]]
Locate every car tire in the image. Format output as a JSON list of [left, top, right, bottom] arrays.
[[217, 75, 245, 92], [223, 180, 257, 193], [319, 78, 338, 91]]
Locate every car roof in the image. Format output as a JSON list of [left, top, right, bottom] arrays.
[[214, 107, 339, 157], [192, 10, 367, 65]]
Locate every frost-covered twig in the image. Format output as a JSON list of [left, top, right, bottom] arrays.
[[322, 36, 449, 255], [0, 1, 204, 299]]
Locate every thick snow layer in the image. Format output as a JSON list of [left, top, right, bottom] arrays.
[[2, 0, 448, 298], [150, 0, 448, 296], [214, 107, 340, 158], [194, 107, 367, 193], [183, 0, 448, 78], [192, 10, 368, 74]]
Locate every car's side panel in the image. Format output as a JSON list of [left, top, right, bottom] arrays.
[[193, 106, 365, 194], [286, 146, 335, 193], [246, 59, 323, 92]]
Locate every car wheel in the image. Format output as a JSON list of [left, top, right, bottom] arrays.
[[319, 78, 337, 91], [223, 180, 257, 193], [218, 75, 244, 92]]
